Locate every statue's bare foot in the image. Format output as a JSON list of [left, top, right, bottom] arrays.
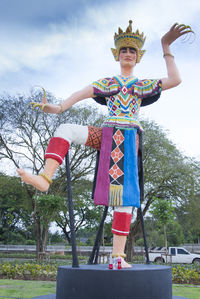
[[121, 258, 131, 268], [17, 169, 50, 192]]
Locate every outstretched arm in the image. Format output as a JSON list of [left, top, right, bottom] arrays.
[[31, 85, 95, 114], [59, 85, 95, 113], [161, 23, 193, 91]]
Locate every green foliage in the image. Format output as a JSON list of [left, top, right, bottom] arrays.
[[150, 198, 174, 248], [151, 197, 174, 226], [172, 265, 200, 284], [176, 192, 200, 243], [1, 261, 200, 286], [167, 221, 185, 246], [138, 216, 185, 248], [36, 194, 63, 226], [0, 253, 36, 259], [0, 173, 32, 244], [48, 231, 65, 244], [141, 119, 200, 212], [0, 262, 57, 280]]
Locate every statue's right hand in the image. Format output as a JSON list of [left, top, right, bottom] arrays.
[[28, 86, 49, 112], [29, 87, 62, 114], [28, 102, 47, 111]]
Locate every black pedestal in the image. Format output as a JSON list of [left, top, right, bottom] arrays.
[[56, 264, 179, 299], [31, 264, 189, 299]]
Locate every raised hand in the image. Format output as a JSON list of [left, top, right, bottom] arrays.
[[161, 23, 193, 46], [28, 87, 48, 111], [28, 87, 61, 114]]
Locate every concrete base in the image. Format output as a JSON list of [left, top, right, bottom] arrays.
[[31, 264, 189, 299]]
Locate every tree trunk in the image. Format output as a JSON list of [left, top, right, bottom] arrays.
[[41, 225, 49, 253], [163, 224, 168, 263], [62, 227, 71, 245], [33, 199, 43, 260], [126, 228, 135, 261], [35, 215, 42, 260]]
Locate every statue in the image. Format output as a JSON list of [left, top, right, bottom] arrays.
[[17, 21, 192, 268]]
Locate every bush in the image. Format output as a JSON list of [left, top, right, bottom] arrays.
[[25, 239, 36, 245], [172, 265, 200, 284], [0, 262, 57, 280], [1, 261, 199, 284]]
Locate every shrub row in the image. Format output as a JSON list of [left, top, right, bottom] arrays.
[[172, 265, 200, 284], [0, 252, 87, 260], [1, 262, 200, 284], [0, 262, 57, 280]]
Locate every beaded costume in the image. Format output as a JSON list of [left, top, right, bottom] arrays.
[[92, 75, 162, 208]]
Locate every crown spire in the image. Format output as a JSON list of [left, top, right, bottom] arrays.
[[126, 20, 132, 33]]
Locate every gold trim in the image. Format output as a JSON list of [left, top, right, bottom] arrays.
[[112, 253, 126, 258], [59, 104, 63, 114], [163, 53, 174, 58], [40, 173, 52, 184]]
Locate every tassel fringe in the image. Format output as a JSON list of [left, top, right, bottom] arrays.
[[109, 184, 123, 206]]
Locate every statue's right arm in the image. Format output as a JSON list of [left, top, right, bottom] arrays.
[[39, 85, 95, 114], [60, 85, 95, 113]]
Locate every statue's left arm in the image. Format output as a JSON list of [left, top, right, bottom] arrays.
[[161, 23, 193, 91]]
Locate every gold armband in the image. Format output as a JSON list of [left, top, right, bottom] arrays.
[[59, 104, 63, 114], [163, 53, 174, 58], [40, 173, 52, 184], [41, 104, 47, 111]]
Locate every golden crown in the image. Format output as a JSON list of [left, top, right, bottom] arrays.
[[111, 20, 146, 63]]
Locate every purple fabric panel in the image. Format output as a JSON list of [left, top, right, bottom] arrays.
[[94, 127, 113, 205]]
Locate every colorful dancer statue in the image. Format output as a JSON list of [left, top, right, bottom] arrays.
[[17, 21, 192, 268]]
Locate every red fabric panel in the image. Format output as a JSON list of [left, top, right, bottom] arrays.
[[45, 137, 69, 165], [112, 211, 132, 236]]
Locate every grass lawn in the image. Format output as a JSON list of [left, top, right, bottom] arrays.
[[173, 284, 200, 299], [0, 279, 56, 298], [0, 280, 200, 298]]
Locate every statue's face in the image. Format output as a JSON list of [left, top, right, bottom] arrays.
[[119, 47, 137, 67]]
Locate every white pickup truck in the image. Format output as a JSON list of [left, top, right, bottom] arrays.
[[148, 247, 200, 264]]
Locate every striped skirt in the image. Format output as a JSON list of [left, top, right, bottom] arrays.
[[93, 124, 140, 207]]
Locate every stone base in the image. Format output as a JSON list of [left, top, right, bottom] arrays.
[[31, 264, 189, 299]]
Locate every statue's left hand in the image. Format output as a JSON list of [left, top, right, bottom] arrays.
[[161, 23, 193, 46]]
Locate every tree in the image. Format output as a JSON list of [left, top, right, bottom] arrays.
[[0, 91, 104, 255], [166, 221, 185, 246], [176, 191, 200, 243], [151, 197, 174, 251], [35, 194, 63, 253], [54, 179, 104, 244], [0, 172, 32, 244], [135, 216, 184, 248]]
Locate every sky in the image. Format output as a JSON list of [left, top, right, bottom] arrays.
[[0, 0, 200, 161]]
